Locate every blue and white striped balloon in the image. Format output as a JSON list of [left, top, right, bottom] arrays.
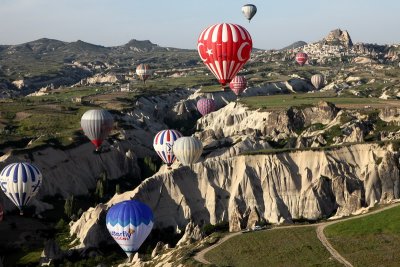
[[0, 162, 42, 215], [153, 129, 183, 169], [106, 200, 154, 257]]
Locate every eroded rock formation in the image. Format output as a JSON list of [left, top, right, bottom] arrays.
[[70, 143, 400, 249]]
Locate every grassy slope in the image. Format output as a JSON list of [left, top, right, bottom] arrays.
[[204, 227, 341, 267], [0, 74, 216, 148], [324, 205, 400, 267], [240, 91, 400, 111]]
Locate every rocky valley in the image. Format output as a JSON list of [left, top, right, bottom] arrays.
[[1, 27, 400, 266]]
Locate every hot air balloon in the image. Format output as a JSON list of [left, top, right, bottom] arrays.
[[81, 109, 114, 151], [229, 76, 247, 96], [106, 200, 153, 257], [153, 129, 183, 169], [136, 64, 152, 84], [197, 23, 253, 87], [172, 137, 203, 166], [0, 203, 3, 222], [197, 98, 216, 116], [0, 162, 42, 215], [295, 52, 308, 66], [242, 4, 257, 22], [311, 74, 324, 89]]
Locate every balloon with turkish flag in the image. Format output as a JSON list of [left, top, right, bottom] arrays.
[[197, 23, 253, 87]]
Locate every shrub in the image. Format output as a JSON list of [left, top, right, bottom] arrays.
[[202, 221, 229, 236]]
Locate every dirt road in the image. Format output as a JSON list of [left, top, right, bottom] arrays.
[[193, 231, 242, 265]]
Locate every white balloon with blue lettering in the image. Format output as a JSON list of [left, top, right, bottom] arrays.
[[0, 162, 43, 215], [106, 200, 154, 257]]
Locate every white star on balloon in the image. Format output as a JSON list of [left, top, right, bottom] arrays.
[[206, 49, 213, 56]]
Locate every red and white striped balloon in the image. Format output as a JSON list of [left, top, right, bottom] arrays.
[[229, 76, 247, 96], [197, 23, 253, 86], [295, 52, 308, 66], [136, 64, 152, 83], [197, 98, 216, 116]]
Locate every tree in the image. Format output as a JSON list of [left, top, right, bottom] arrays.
[[115, 184, 121, 195], [64, 195, 75, 218], [95, 179, 104, 200]]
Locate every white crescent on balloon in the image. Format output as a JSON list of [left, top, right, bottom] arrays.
[[197, 43, 208, 62], [237, 42, 250, 62]]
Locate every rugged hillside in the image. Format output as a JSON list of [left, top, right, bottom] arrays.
[[0, 38, 199, 95], [322, 28, 353, 47], [0, 142, 141, 212], [280, 41, 307, 51], [70, 142, 399, 249], [69, 92, 400, 249], [195, 101, 339, 157], [0, 88, 196, 212]]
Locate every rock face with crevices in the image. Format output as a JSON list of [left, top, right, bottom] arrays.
[[0, 143, 140, 211], [323, 29, 353, 48], [70, 143, 400, 249]]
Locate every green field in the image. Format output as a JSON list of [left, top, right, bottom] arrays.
[[204, 227, 341, 267], [0, 97, 92, 148], [240, 91, 400, 110], [324, 205, 400, 267]]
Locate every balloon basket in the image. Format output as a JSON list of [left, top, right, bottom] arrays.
[[19, 210, 24, 216]]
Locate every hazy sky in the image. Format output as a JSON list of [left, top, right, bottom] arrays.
[[0, 0, 399, 49]]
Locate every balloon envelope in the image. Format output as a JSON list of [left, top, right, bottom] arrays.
[[0, 162, 42, 214], [81, 109, 114, 149], [311, 74, 324, 89], [197, 23, 253, 86], [172, 137, 203, 166], [197, 98, 216, 116], [295, 52, 308, 66], [153, 129, 183, 168], [229, 76, 247, 96], [242, 4, 257, 21], [136, 64, 152, 83], [106, 200, 153, 257]]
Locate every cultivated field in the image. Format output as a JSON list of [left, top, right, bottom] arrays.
[[241, 91, 400, 110], [204, 227, 341, 267], [324, 205, 400, 267]]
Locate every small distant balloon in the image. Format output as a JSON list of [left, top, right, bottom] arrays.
[[0, 162, 43, 215], [242, 4, 257, 22], [295, 52, 308, 66], [197, 98, 216, 116], [311, 74, 324, 89], [106, 200, 153, 257], [153, 129, 183, 169], [229, 76, 247, 96], [172, 137, 203, 166], [81, 109, 114, 151], [136, 64, 152, 84]]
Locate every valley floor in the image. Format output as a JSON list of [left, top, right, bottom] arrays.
[[195, 202, 400, 267]]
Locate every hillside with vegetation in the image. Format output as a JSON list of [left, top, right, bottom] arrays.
[[1, 27, 400, 266]]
